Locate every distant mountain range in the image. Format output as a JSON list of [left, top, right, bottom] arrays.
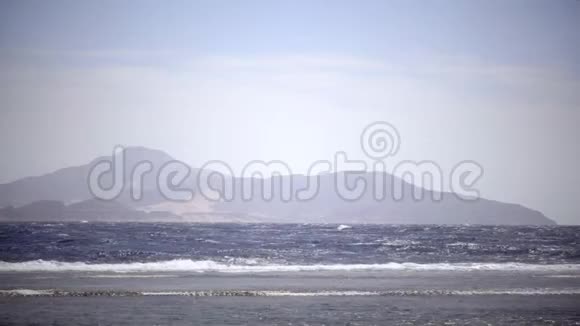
[[0, 147, 555, 225]]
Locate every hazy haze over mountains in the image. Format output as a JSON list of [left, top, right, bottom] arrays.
[[0, 147, 555, 225], [1, 1, 579, 224]]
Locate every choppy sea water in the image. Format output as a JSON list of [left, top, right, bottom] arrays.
[[0, 223, 579, 269], [1, 223, 580, 325]]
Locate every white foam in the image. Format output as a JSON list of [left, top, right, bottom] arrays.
[[1, 260, 580, 273], [141, 289, 580, 296], [0, 289, 54, 296], [85, 274, 178, 278], [381, 240, 420, 246], [141, 290, 380, 296], [2, 288, 580, 297]]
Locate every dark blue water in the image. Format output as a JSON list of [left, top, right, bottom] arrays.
[[1, 223, 579, 265]]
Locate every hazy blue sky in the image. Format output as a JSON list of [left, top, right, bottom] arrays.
[[0, 0, 579, 224]]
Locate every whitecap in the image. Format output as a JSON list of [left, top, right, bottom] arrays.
[[1, 260, 579, 274], [0, 289, 54, 296]]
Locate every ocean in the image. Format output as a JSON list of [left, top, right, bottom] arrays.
[[1, 223, 579, 325]]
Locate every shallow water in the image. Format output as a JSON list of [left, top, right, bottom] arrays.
[[2, 293, 580, 325], [1, 223, 579, 324]]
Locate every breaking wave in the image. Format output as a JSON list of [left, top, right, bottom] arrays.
[[1, 259, 580, 273], [2, 288, 580, 297]]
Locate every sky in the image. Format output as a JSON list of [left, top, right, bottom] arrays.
[[0, 0, 579, 224]]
